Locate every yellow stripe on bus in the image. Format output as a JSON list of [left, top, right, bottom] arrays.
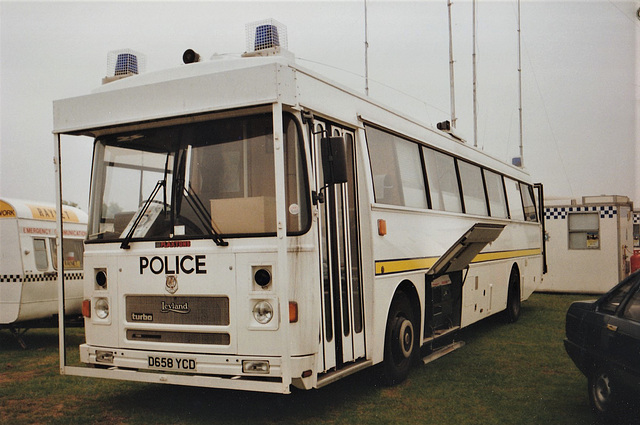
[[375, 248, 541, 276]]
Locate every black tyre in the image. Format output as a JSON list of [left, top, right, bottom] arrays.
[[588, 368, 618, 418], [504, 267, 521, 323], [382, 291, 418, 385]]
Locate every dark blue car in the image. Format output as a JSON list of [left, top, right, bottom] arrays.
[[564, 271, 640, 417]]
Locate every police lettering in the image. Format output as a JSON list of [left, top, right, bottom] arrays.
[[139, 255, 206, 275]]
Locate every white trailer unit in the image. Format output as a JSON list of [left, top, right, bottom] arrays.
[[539, 195, 633, 294], [0, 198, 87, 326]]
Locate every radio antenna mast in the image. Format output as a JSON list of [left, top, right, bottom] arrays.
[[472, 0, 478, 147], [364, 0, 370, 96], [447, 0, 457, 128], [517, 0, 524, 166]]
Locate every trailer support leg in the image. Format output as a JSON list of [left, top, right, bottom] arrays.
[[9, 326, 28, 349]]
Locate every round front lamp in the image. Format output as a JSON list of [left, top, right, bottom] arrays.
[[252, 301, 273, 324], [95, 298, 110, 319]]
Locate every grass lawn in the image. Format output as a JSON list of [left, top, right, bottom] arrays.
[[0, 293, 614, 424]]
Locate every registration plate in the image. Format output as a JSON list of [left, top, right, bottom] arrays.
[[147, 356, 196, 371]]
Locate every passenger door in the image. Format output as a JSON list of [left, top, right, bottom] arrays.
[[313, 120, 365, 372]]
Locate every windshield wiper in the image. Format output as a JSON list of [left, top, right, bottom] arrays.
[[182, 184, 228, 247], [120, 180, 166, 249]]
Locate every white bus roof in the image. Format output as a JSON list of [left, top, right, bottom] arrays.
[[53, 48, 531, 181], [53, 53, 295, 136], [0, 197, 87, 223]]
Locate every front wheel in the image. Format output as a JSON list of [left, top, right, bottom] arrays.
[[382, 291, 418, 385], [588, 368, 618, 417]]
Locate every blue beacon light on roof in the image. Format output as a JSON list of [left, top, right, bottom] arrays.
[[114, 53, 138, 76], [255, 24, 280, 51]]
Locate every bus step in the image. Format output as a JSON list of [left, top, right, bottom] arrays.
[[422, 341, 465, 365], [316, 359, 373, 388]]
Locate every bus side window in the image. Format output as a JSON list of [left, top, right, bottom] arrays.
[[33, 238, 49, 270], [504, 177, 525, 221], [484, 169, 508, 218], [366, 126, 427, 209], [366, 126, 404, 206], [458, 161, 488, 216], [284, 114, 310, 234], [394, 137, 427, 209], [423, 147, 462, 213], [520, 182, 538, 222]]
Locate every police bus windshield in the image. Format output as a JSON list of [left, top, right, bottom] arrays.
[[87, 112, 310, 242]]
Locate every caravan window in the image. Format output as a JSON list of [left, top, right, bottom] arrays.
[[51, 238, 84, 270], [568, 213, 600, 250], [33, 238, 48, 270]]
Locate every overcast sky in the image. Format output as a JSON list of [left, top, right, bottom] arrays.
[[1, 0, 638, 211]]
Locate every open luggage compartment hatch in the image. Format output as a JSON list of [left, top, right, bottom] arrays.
[[422, 223, 505, 363]]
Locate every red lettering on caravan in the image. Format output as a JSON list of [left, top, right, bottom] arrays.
[[63, 230, 87, 237], [22, 227, 54, 235]]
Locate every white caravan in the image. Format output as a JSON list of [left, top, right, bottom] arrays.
[[539, 195, 633, 294], [53, 21, 544, 393], [1, 198, 87, 327]]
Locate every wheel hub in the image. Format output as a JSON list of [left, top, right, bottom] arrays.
[[398, 319, 414, 359], [595, 374, 612, 406]]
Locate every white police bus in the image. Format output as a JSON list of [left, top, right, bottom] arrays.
[[53, 20, 544, 393]]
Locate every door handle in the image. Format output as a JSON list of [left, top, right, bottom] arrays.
[[606, 324, 618, 332]]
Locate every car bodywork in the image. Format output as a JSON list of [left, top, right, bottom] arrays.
[[564, 271, 640, 415]]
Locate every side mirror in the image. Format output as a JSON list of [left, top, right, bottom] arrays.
[[320, 136, 348, 185]]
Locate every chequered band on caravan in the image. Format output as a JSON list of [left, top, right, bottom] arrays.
[[0, 273, 84, 283], [544, 206, 617, 220]]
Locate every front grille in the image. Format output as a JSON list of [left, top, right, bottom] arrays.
[[126, 295, 229, 325], [127, 329, 230, 345]]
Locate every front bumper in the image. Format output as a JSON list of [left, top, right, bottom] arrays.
[[78, 343, 316, 393]]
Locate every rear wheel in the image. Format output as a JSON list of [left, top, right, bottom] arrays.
[[504, 266, 521, 323], [382, 291, 418, 385]]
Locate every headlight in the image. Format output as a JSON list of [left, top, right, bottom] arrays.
[[95, 298, 109, 319], [252, 301, 273, 324]]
